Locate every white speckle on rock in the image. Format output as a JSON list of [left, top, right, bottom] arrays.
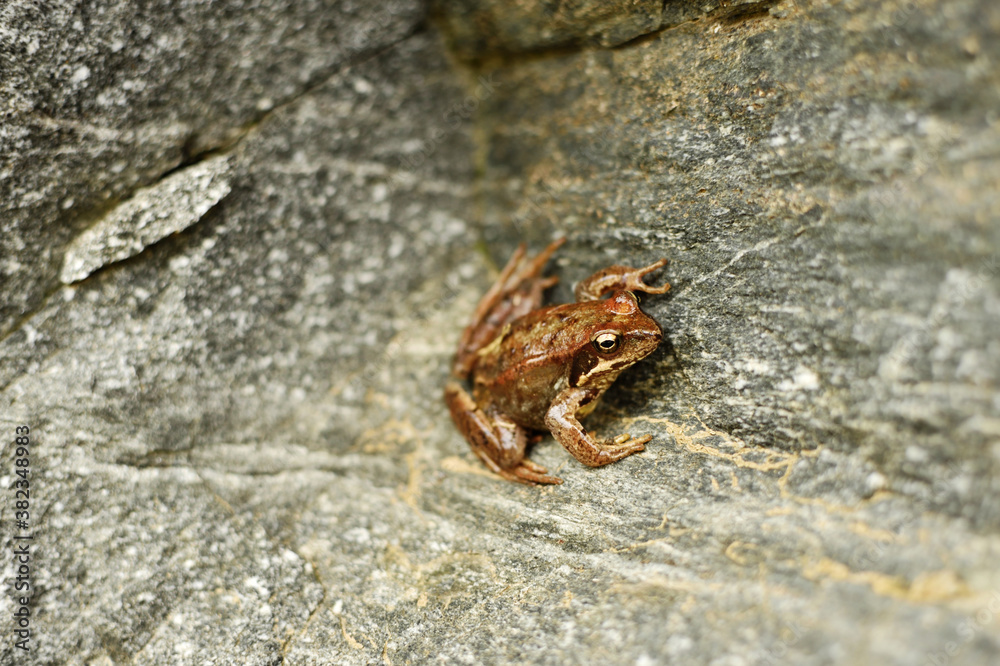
[[169, 255, 191, 273], [71, 65, 91, 84], [666, 634, 694, 655], [388, 235, 405, 258], [865, 472, 887, 494], [401, 139, 424, 153], [343, 527, 371, 544], [21, 324, 42, 347], [778, 365, 820, 391], [174, 642, 196, 657], [743, 359, 771, 374], [951, 474, 971, 494], [244, 576, 270, 598]]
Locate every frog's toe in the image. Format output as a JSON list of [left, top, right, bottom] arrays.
[[513, 464, 563, 485], [630, 433, 653, 447], [518, 458, 548, 473], [538, 276, 559, 290], [638, 258, 668, 275], [490, 462, 562, 485], [600, 434, 649, 461], [628, 259, 671, 294], [612, 432, 651, 447]]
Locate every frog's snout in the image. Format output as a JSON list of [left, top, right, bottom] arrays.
[[630, 321, 662, 358], [642, 315, 663, 342]]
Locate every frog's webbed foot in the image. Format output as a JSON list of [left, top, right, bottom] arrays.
[[452, 238, 566, 378], [444, 382, 563, 485], [546, 388, 650, 468], [574, 258, 670, 302]]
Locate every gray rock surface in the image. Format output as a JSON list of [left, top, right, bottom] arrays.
[[0, 0, 422, 338], [434, 0, 768, 57], [2, 0, 1000, 664], [59, 154, 234, 284]]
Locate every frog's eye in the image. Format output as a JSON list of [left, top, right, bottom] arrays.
[[592, 332, 621, 355]]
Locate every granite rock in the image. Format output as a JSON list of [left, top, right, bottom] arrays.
[[1, 0, 999, 664], [0, 0, 423, 337], [434, 0, 772, 57]]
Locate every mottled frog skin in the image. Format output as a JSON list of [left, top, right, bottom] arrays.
[[445, 239, 670, 485]]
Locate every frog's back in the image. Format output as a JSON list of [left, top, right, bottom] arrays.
[[472, 302, 602, 429]]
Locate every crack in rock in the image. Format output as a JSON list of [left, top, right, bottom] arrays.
[[59, 154, 234, 284]]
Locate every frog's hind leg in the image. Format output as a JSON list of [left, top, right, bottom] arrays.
[[452, 238, 565, 378], [574, 258, 671, 302], [444, 382, 562, 485]]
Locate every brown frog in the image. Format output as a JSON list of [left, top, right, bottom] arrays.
[[445, 238, 670, 484]]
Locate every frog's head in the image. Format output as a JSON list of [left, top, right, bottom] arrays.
[[572, 291, 662, 388]]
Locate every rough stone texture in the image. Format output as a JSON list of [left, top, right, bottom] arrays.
[[60, 154, 234, 284], [2, 0, 1000, 665], [0, 0, 423, 338], [434, 0, 768, 57]]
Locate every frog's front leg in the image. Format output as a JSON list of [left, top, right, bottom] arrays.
[[544, 387, 651, 467], [574, 259, 671, 302], [444, 382, 563, 485]]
